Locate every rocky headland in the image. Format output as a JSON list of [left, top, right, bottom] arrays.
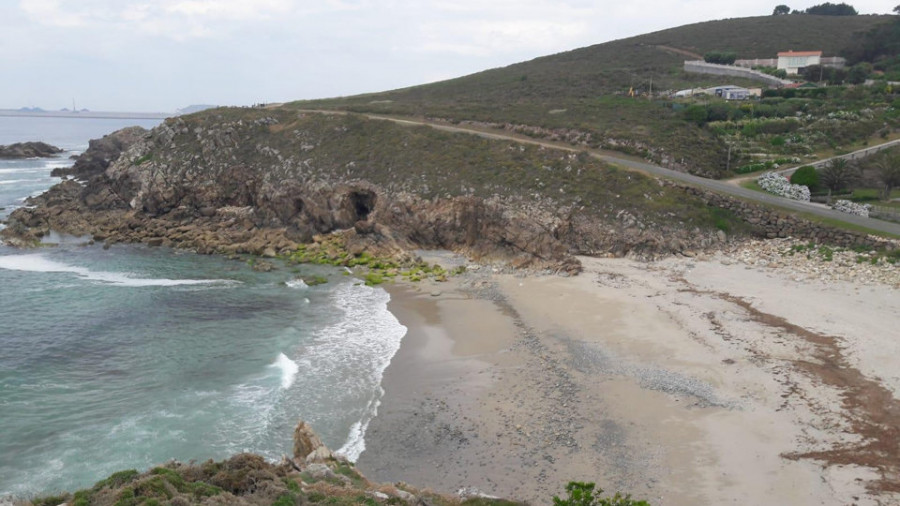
[[0, 141, 62, 159], [49, 126, 147, 179], [0, 107, 892, 271]]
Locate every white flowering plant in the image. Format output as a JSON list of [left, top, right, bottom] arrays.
[[830, 199, 871, 218], [757, 172, 811, 202]]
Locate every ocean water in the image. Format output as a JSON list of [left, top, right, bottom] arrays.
[[0, 116, 406, 497]]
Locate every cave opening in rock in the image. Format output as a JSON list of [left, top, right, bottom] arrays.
[[349, 190, 376, 221]]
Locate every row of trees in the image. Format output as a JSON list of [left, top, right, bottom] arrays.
[[843, 6, 900, 78], [790, 150, 900, 200], [772, 3, 859, 15], [799, 62, 873, 85], [703, 51, 737, 65]]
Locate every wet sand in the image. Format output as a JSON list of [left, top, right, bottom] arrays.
[[356, 254, 899, 505]]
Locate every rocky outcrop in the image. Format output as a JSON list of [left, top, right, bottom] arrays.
[[29, 420, 483, 506], [292, 421, 333, 464], [0, 141, 62, 159], [1, 110, 745, 270], [50, 126, 148, 179]]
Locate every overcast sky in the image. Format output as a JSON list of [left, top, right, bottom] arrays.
[[0, 1, 895, 112]]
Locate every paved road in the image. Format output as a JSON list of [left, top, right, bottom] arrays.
[[301, 110, 900, 237], [727, 138, 900, 185]]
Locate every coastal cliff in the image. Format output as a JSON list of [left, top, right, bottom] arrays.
[[1, 108, 744, 270]]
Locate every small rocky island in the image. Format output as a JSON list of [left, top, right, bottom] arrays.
[[0, 141, 63, 159]]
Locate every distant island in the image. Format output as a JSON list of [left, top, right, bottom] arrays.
[[0, 104, 218, 121], [176, 104, 218, 115], [0, 108, 170, 120], [0, 141, 63, 159]]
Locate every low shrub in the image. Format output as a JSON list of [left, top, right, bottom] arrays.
[[790, 165, 820, 191], [552, 482, 650, 506]]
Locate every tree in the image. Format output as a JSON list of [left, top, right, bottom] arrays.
[[819, 158, 859, 197], [871, 151, 900, 200], [847, 62, 873, 84], [704, 51, 737, 65], [773, 4, 791, 14], [805, 2, 858, 15], [791, 165, 821, 191], [894, 4, 900, 14], [802, 65, 848, 84]]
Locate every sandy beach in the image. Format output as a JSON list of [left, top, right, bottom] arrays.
[[356, 242, 899, 505]]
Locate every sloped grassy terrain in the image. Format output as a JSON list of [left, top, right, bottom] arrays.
[[290, 15, 894, 177], [27, 454, 521, 506], [159, 108, 734, 232]]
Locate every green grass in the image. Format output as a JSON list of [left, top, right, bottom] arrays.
[[132, 153, 153, 166], [740, 179, 766, 193], [849, 188, 900, 208]]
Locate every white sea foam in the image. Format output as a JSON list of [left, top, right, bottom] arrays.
[[303, 282, 407, 462], [0, 167, 52, 174], [271, 352, 300, 390], [0, 179, 46, 185], [0, 253, 238, 287], [336, 387, 383, 461], [285, 278, 308, 289], [44, 160, 73, 169]]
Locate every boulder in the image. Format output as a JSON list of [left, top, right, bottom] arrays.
[[304, 463, 335, 480], [292, 420, 333, 464]]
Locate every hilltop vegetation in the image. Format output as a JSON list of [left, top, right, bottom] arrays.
[[292, 14, 895, 177], [846, 12, 900, 78]]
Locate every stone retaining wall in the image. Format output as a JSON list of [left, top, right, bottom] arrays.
[[683, 60, 792, 87], [667, 181, 897, 250]]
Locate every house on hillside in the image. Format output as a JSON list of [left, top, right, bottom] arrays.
[[777, 51, 821, 75]]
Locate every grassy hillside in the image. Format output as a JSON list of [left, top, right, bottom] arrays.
[[290, 15, 895, 177], [300, 15, 891, 108], [635, 14, 890, 59]]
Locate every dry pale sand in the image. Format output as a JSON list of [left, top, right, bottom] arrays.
[[356, 253, 899, 506]]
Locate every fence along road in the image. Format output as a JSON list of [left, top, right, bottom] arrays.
[[300, 110, 900, 237]]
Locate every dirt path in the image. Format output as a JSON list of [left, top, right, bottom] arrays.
[[294, 109, 900, 236], [649, 44, 703, 59]]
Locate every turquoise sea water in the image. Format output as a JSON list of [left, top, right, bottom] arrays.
[[0, 117, 406, 497]]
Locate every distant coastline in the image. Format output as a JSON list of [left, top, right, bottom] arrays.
[[0, 109, 171, 120]]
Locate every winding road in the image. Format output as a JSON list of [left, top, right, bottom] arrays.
[[300, 109, 900, 237]]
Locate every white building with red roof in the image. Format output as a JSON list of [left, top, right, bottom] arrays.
[[777, 50, 822, 75]]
